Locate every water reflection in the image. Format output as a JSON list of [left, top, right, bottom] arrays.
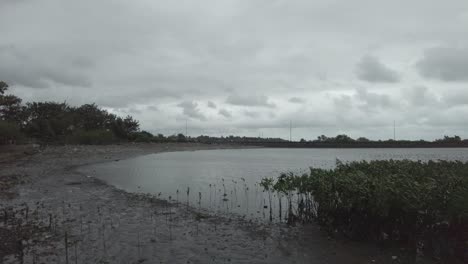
[[81, 148, 468, 222]]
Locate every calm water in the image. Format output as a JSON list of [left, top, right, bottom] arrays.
[[83, 148, 468, 221]]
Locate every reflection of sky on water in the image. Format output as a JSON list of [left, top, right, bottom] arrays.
[[83, 148, 468, 222]]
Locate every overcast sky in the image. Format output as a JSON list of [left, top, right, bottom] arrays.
[[1, 0, 468, 140]]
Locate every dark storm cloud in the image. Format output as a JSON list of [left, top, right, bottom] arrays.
[[177, 101, 206, 121], [355, 55, 400, 83], [226, 95, 276, 108], [416, 46, 468, 81]]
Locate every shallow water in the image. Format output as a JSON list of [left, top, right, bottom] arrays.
[[83, 148, 468, 222]]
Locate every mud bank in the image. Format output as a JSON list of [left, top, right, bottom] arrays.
[[0, 143, 430, 263]]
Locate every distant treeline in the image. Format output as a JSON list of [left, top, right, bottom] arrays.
[[239, 134, 468, 148], [2, 80, 467, 146], [194, 135, 288, 144], [190, 134, 468, 148]]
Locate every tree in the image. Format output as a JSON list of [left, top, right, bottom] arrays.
[[436, 135, 462, 143], [334, 134, 355, 143], [0, 81, 23, 123], [0, 81, 8, 95], [0, 94, 23, 122], [177, 133, 186, 142], [356, 137, 370, 142], [134, 130, 153, 142], [0, 81, 146, 143], [22, 102, 72, 139], [317, 135, 328, 142], [75, 104, 115, 130], [111, 115, 139, 139], [123, 115, 139, 134]]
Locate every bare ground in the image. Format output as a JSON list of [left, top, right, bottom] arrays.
[[0, 143, 425, 264]]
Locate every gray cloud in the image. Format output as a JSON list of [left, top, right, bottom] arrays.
[[332, 89, 396, 114], [218, 109, 232, 118], [416, 46, 468, 81], [1, 0, 468, 140], [243, 111, 260, 118], [0, 46, 92, 88], [146, 105, 158, 112], [355, 88, 395, 111], [177, 101, 206, 121], [356, 55, 400, 83], [128, 108, 142, 115], [406, 86, 440, 107], [288, 97, 305, 104], [207, 101, 217, 109], [443, 89, 468, 107], [226, 95, 276, 108], [333, 94, 353, 110]]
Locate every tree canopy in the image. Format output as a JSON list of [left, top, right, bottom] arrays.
[[0, 81, 141, 144]]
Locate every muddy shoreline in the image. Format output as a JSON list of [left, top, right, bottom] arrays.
[[1, 143, 430, 263]]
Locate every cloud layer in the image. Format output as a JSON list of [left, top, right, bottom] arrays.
[[356, 55, 400, 83], [1, 0, 468, 140], [416, 47, 468, 81]]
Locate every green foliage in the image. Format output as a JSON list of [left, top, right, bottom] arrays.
[[0, 121, 24, 143], [356, 137, 370, 142], [0, 82, 23, 123], [262, 160, 468, 258], [0, 81, 142, 144], [65, 129, 118, 145], [260, 177, 274, 191], [74, 103, 115, 131], [316, 134, 355, 143], [0, 81, 8, 95], [22, 102, 72, 140], [111, 115, 139, 139], [133, 130, 153, 142], [436, 135, 462, 143]]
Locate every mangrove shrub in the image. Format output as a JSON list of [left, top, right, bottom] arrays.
[[262, 160, 468, 260]]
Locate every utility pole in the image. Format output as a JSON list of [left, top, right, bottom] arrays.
[[393, 120, 396, 141], [185, 119, 188, 137], [289, 120, 292, 142]]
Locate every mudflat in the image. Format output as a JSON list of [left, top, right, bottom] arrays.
[[0, 143, 426, 263]]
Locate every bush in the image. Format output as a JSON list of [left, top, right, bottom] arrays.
[[133, 131, 153, 143], [65, 129, 118, 145], [0, 121, 24, 144], [262, 160, 468, 261]]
